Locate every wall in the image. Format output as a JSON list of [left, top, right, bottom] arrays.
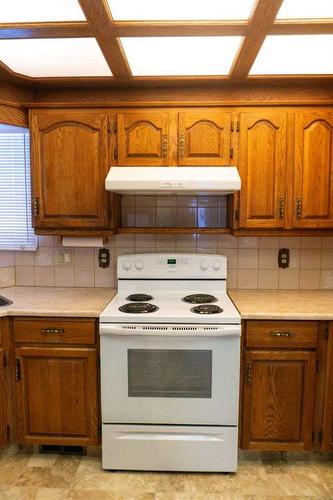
[[1, 233, 333, 290]]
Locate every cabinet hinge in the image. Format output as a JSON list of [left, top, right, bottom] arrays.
[[236, 121, 240, 132], [114, 148, 118, 160], [230, 147, 234, 159], [6, 425, 10, 439], [319, 430, 323, 444], [33, 197, 39, 217], [15, 357, 21, 382], [3, 353, 7, 368], [231, 121, 234, 132]]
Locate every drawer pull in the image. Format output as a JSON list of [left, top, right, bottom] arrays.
[[270, 330, 294, 338], [41, 328, 65, 334]]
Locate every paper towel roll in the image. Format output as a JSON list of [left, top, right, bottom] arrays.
[[61, 237, 105, 248]]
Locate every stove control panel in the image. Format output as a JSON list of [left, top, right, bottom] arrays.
[[118, 253, 227, 280]]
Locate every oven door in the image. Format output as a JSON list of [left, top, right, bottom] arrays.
[[100, 324, 240, 426]]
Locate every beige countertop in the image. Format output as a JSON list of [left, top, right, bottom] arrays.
[[229, 290, 333, 320], [0, 287, 116, 318]]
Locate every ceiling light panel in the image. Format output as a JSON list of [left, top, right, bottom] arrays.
[[277, 0, 333, 19], [108, 0, 255, 21], [250, 35, 333, 75], [0, 0, 85, 22], [121, 37, 243, 76], [0, 39, 112, 77]]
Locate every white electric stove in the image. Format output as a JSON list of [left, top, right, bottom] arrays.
[[100, 253, 241, 472]]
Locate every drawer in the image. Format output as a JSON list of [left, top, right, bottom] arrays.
[[13, 318, 96, 345], [246, 321, 318, 349]]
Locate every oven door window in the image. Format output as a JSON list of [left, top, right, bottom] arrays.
[[128, 349, 212, 398]]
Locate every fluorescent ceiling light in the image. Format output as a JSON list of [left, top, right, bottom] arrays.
[[108, 0, 255, 21], [121, 37, 243, 76], [250, 35, 333, 75], [277, 0, 333, 19], [0, 0, 85, 22], [0, 38, 112, 77]]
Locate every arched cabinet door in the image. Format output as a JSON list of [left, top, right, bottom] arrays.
[[293, 110, 333, 228], [238, 111, 287, 229], [31, 111, 109, 229], [178, 110, 232, 166], [117, 112, 170, 166]]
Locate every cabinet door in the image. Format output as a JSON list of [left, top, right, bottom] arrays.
[[15, 347, 98, 445], [322, 323, 333, 450], [178, 110, 232, 165], [0, 348, 7, 447], [238, 111, 287, 228], [31, 111, 109, 229], [117, 112, 170, 165], [242, 350, 316, 450], [293, 110, 333, 228]]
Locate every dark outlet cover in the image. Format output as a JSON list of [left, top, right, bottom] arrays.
[[98, 248, 110, 268], [278, 248, 290, 268]]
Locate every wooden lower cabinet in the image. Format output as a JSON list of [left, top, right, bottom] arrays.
[[15, 346, 98, 446], [0, 347, 7, 447], [0, 319, 12, 448], [321, 322, 333, 450], [242, 350, 316, 450]]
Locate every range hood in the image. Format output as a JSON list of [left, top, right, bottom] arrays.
[[105, 166, 241, 195]]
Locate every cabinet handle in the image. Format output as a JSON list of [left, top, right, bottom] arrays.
[[279, 198, 285, 219], [246, 362, 252, 384], [41, 328, 65, 334], [15, 358, 21, 382], [179, 135, 185, 156], [270, 330, 294, 338], [33, 198, 39, 216], [161, 135, 168, 158], [296, 198, 302, 219]]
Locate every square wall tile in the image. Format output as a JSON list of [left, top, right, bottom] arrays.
[[238, 248, 258, 269], [38, 235, 56, 247], [176, 195, 197, 207], [197, 195, 219, 207], [218, 248, 238, 269], [74, 248, 95, 268], [121, 206, 135, 226], [321, 249, 333, 269], [197, 207, 218, 228], [237, 269, 258, 289], [54, 267, 75, 287], [279, 236, 300, 249], [238, 237, 259, 249], [135, 206, 155, 227], [35, 247, 55, 267], [176, 207, 197, 227], [35, 267, 55, 287], [300, 237, 322, 248], [15, 250, 35, 266], [227, 269, 238, 289], [0, 267, 15, 287], [259, 249, 278, 269], [322, 237, 333, 248], [278, 269, 300, 289], [218, 206, 227, 227], [135, 195, 155, 207], [289, 249, 301, 269], [115, 234, 135, 248], [259, 237, 280, 249], [320, 270, 333, 289], [156, 195, 176, 207], [176, 234, 197, 250], [0, 251, 14, 267], [94, 267, 115, 287], [156, 206, 176, 227], [218, 234, 238, 249], [300, 248, 321, 269], [121, 195, 135, 207], [15, 266, 35, 286], [258, 269, 279, 289], [155, 234, 176, 251], [74, 268, 94, 287], [135, 234, 156, 249], [300, 269, 320, 289], [196, 234, 218, 249]]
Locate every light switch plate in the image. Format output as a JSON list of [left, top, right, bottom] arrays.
[[56, 249, 73, 266]]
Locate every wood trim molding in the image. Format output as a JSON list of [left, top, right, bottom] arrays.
[[230, 0, 284, 79], [78, 0, 131, 79], [0, 22, 92, 39]]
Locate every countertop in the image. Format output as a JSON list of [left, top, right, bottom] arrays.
[[229, 290, 333, 320], [0, 287, 116, 318]]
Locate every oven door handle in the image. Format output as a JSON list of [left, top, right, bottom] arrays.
[[99, 324, 241, 337], [115, 432, 225, 442]]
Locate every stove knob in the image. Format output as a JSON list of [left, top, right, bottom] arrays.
[[199, 259, 209, 271], [122, 260, 132, 270], [212, 258, 222, 270], [135, 260, 144, 270]]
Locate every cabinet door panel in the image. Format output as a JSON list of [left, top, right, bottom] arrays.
[[31, 111, 109, 229], [0, 348, 6, 447], [322, 323, 333, 450], [178, 110, 231, 165], [242, 350, 316, 450], [117, 112, 170, 165], [15, 347, 98, 445], [238, 111, 287, 228], [293, 111, 333, 228]]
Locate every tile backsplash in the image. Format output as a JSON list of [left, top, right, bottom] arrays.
[[1, 234, 333, 290]]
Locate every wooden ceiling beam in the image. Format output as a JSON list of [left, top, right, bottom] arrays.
[[230, 0, 284, 79], [0, 22, 92, 39], [271, 20, 333, 35], [112, 21, 248, 37], [78, 0, 131, 79]]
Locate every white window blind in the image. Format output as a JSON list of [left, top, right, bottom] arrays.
[[0, 124, 37, 250]]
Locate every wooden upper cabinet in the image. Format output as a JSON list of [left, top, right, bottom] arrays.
[[293, 110, 333, 228], [238, 111, 287, 229], [117, 112, 170, 166], [30, 110, 110, 229], [242, 350, 316, 451], [178, 110, 232, 165]]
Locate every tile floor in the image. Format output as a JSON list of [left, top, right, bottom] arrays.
[[0, 447, 332, 499]]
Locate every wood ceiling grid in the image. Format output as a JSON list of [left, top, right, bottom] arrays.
[[0, 0, 333, 84]]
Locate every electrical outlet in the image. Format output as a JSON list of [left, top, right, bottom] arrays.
[[56, 249, 73, 266], [278, 248, 290, 268], [98, 248, 110, 268]]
